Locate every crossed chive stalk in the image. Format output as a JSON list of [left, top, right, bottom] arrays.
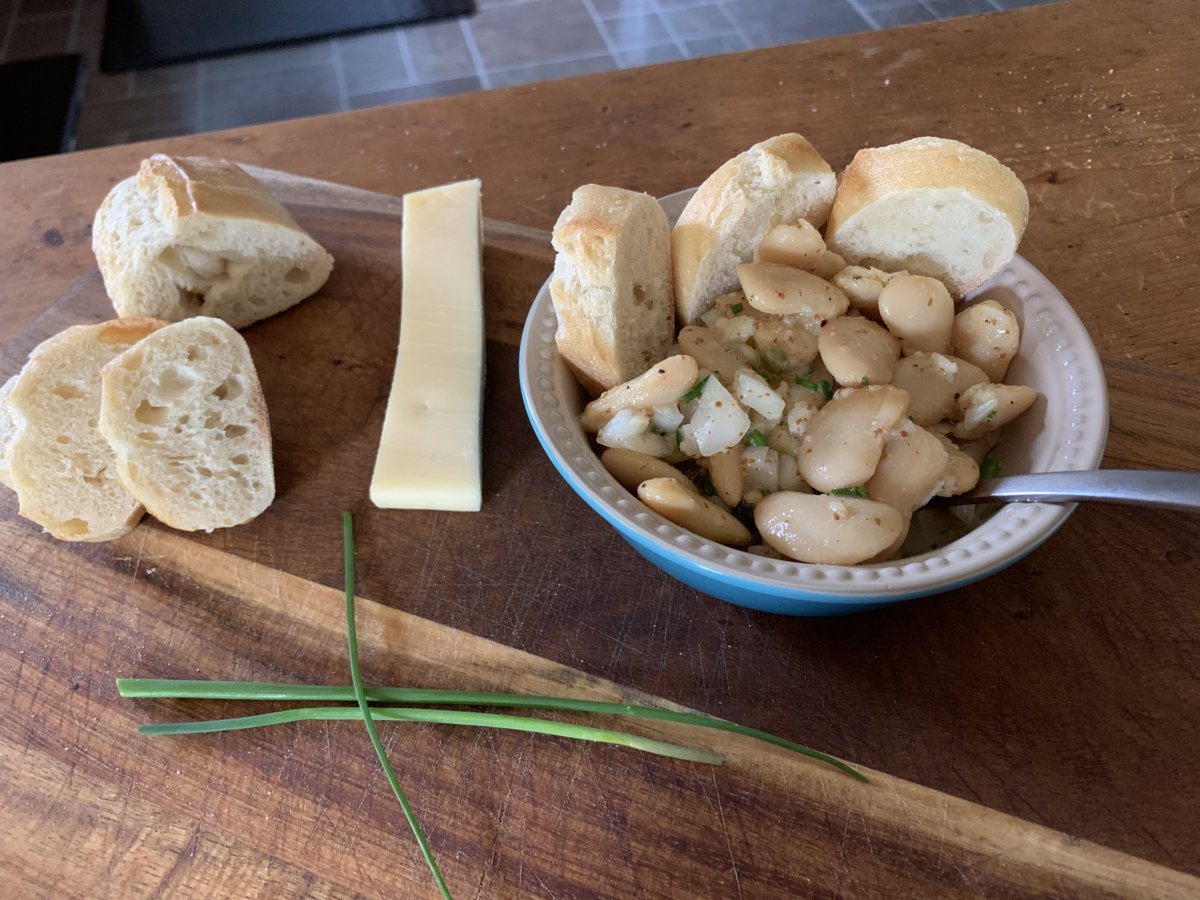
[[118, 512, 865, 899]]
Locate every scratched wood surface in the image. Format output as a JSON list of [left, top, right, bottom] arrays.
[[0, 0, 1198, 892]]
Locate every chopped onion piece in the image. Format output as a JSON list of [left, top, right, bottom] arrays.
[[681, 376, 749, 456], [733, 369, 786, 422]]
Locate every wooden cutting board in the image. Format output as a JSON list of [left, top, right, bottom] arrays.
[[0, 171, 1192, 898]]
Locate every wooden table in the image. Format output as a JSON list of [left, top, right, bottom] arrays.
[[2, 0, 1198, 895]]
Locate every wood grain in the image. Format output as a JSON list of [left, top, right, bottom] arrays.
[[0, 0, 1198, 892]]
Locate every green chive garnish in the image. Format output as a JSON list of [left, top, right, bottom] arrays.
[[860, 376, 870, 386], [818, 380, 834, 401], [746, 430, 767, 447], [731, 302, 744, 314], [979, 456, 1001, 479], [830, 486, 871, 499], [681, 374, 712, 403]]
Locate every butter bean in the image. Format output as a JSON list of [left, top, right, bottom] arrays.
[[737, 262, 849, 322], [865, 419, 950, 515], [832, 265, 901, 319], [953, 382, 1038, 440], [755, 491, 905, 565], [708, 447, 744, 507], [600, 448, 692, 492], [798, 384, 910, 493], [818, 316, 901, 387], [878, 274, 954, 355], [638, 477, 752, 546], [951, 298, 1021, 382], [932, 434, 981, 497], [677, 325, 745, 388], [753, 221, 826, 268], [753, 319, 819, 374], [809, 249, 848, 281], [890, 352, 989, 425], [581, 354, 699, 432]]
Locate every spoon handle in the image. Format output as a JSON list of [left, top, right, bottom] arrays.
[[944, 470, 1200, 513]]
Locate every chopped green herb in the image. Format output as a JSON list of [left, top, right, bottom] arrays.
[[731, 302, 744, 315], [979, 456, 1001, 479], [795, 378, 834, 401], [830, 486, 871, 499], [675, 429, 683, 447], [986, 409, 998, 419], [681, 374, 712, 403], [746, 430, 767, 447], [698, 474, 716, 496], [860, 376, 870, 386]]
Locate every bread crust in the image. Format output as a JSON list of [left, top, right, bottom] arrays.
[[93, 154, 335, 329], [6, 318, 169, 541], [550, 184, 674, 396], [826, 137, 1028, 239], [672, 133, 836, 325], [139, 154, 305, 231]]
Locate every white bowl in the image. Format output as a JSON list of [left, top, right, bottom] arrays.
[[519, 190, 1109, 615]]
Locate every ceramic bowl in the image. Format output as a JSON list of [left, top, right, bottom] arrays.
[[518, 190, 1108, 615]]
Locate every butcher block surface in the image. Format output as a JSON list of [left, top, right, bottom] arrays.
[[1, 0, 1199, 895]]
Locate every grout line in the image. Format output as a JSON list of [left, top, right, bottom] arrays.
[[646, 0, 692, 58], [395, 28, 417, 84], [458, 16, 492, 89], [845, 0, 882, 30], [918, 0, 941, 19], [65, 0, 83, 51], [712, 2, 754, 53], [578, 0, 623, 62], [329, 38, 351, 112]]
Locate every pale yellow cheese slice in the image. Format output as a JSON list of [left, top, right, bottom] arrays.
[[369, 179, 483, 511]]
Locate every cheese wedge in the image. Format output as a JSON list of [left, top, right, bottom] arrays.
[[369, 179, 484, 511]]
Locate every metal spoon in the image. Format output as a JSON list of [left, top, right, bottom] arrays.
[[932, 469, 1200, 513]]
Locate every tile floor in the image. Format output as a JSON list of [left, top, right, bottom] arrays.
[[0, 0, 1062, 152]]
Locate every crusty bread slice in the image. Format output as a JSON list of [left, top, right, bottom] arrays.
[[93, 154, 334, 329], [550, 184, 674, 396], [0, 374, 19, 490], [825, 137, 1029, 297], [6, 319, 167, 540], [672, 133, 837, 325], [99, 316, 274, 533]]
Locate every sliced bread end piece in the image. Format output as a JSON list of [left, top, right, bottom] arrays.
[[100, 316, 274, 533], [550, 184, 674, 396], [93, 154, 334, 329], [6, 318, 168, 541], [672, 133, 837, 326], [0, 374, 18, 490], [825, 136, 1029, 297]]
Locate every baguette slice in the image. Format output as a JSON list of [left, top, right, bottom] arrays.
[[825, 137, 1029, 297], [6, 319, 168, 540], [550, 184, 674, 396], [0, 374, 20, 490], [99, 316, 274, 533], [672, 133, 837, 325], [93, 154, 334, 329]]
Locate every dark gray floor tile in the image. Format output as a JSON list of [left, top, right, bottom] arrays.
[[349, 75, 483, 108], [17, 0, 75, 13], [405, 17, 477, 83], [591, 0, 655, 17], [75, 89, 200, 144], [721, 0, 870, 47], [869, 4, 936, 27], [76, 0, 106, 39], [336, 29, 409, 95], [133, 61, 199, 95], [660, 2, 734, 40], [684, 32, 750, 57], [615, 43, 684, 67], [602, 12, 674, 50], [487, 53, 615, 89], [83, 69, 133, 104], [469, 0, 606, 69], [201, 65, 342, 131], [201, 41, 333, 83], [992, 0, 1062, 7], [5, 11, 72, 60], [856, 0, 927, 8]]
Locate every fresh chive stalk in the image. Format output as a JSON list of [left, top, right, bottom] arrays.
[[136, 706, 722, 763], [119, 678, 863, 781], [979, 456, 1001, 479], [730, 303, 744, 314], [794, 378, 835, 401], [343, 512, 451, 900], [745, 430, 767, 447], [681, 373, 713, 403]]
